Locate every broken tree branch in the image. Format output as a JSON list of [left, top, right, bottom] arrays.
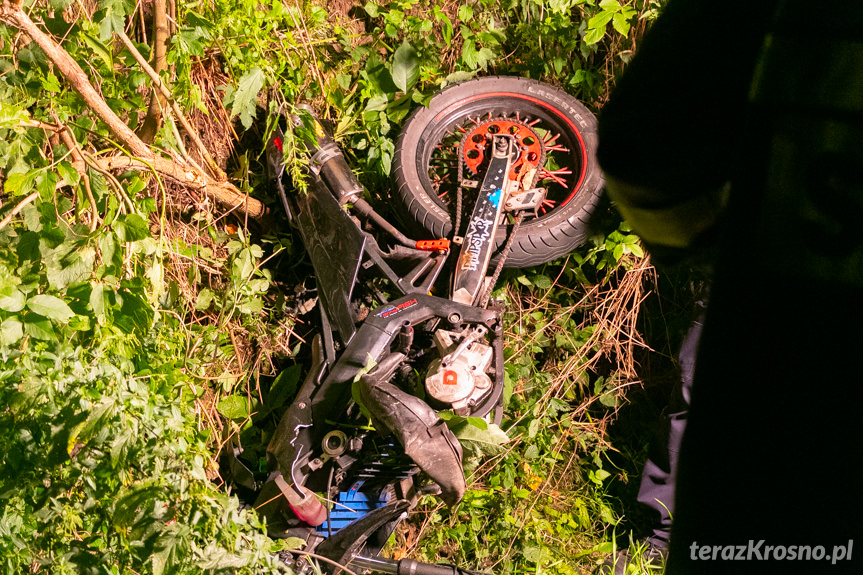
[[137, 0, 169, 145], [0, 2, 150, 158], [52, 109, 100, 231], [115, 28, 226, 182], [0, 0, 266, 219], [69, 154, 257, 215]]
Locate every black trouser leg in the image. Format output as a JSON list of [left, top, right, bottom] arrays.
[[635, 300, 706, 546]]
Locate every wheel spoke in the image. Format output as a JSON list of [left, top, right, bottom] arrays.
[[545, 144, 570, 153], [543, 132, 561, 145], [539, 168, 570, 187]]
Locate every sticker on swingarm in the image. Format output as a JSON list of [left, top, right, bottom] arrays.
[[452, 136, 514, 304]]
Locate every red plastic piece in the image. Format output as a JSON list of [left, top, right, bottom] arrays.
[[416, 239, 451, 251], [275, 474, 327, 526], [443, 370, 458, 386]]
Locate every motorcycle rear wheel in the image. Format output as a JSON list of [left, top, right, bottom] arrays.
[[393, 76, 604, 268]]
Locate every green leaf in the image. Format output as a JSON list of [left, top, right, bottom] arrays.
[[0, 102, 32, 127], [443, 70, 475, 87], [365, 92, 389, 112], [267, 364, 302, 410], [70, 398, 117, 454], [0, 288, 26, 312], [114, 213, 150, 242], [46, 245, 95, 290], [457, 4, 473, 20], [98, 0, 127, 41], [591, 468, 612, 484], [523, 545, 552, 563], [466, 416, 487, 430], [176, 27, 206, 57], [146, 261, 163, 298], [90, 282, 109, 324], [237, 297, 263, 314], [57, 161, 80, 187], [435, 6, 453, 44], [114, 290, 154, 335], [364, 1, 379, 17], [270, 537, 308, 552], [392, 40, 419, 93], [24, 314, 55, 340], [0, 319, 23, 346], [599, 0, 621, 11], [194, 288, 214, 311], [461, 38, 496, 71], [336, 73, 352, 91], [217, 395, 250, 420], [26, 294, 75, 322], [546, 0, 571, 12], [80, 31, 113, 69], [99, 230, 117, 268], [612, 11, 631, 36], [533, 274, 552, 290], [453, 422, 509, 455], [528, 418, 541, 438], [41, 72, 62, 93], [229, 67, 265, 130], [587, 11, 614, 30], [4, 171, 35, 196]]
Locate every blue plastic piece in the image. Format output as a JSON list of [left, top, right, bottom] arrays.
[[317, 481, 390, 534]]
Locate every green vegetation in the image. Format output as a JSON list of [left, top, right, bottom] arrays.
[[0, 0, 675, 573]]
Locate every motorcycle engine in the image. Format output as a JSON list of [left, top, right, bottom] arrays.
[[425, 327, 494, 415]]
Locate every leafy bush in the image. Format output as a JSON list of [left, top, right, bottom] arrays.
[[0, 183, 287, 572]]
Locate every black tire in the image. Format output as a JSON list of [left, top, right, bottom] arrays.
[[393, 76, 604, 268]]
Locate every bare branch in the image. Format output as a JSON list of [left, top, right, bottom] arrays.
[[137, 0, 169, 144], [115, 28, 226, 182], [0, 191, 39, 231]]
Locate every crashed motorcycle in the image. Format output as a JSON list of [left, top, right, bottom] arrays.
[[223, 76, 603, 574]]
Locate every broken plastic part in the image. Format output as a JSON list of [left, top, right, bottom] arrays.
[[356, 353, 466, 506]]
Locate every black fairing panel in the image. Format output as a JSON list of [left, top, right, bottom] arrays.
[[291, 178, 365, 344]]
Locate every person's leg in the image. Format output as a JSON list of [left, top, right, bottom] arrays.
[[597, 299, 705, 574], [636, 298, 703, 547]]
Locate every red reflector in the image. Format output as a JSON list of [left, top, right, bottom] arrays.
[[273, 137, 283, 152], [416, 239, 450, 251], [444, 370, 458, 385]]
